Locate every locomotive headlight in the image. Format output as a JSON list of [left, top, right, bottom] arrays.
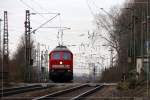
[[60, 61, 63, 64]]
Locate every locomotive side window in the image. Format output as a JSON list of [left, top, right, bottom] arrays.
[[62, 52, 71, 60], [52, 52, 60, 60]]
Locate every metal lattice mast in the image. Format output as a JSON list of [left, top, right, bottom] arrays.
[[0, 19, 2, 58], [25, 10, 31, 82], [3, 11, 9, 83], [0, 18, 3, 88]]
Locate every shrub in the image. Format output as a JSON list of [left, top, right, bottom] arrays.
[[128, 69, 138, 89], [117, 81, 129, 91]]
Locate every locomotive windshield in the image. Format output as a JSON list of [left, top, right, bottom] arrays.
[[52, 52, 60, 60], [62, 52, 71, 60]]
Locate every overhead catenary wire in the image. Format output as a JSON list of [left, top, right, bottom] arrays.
[[31, 13, 60, 34], [20, 0, 62, 30], [31, 0, 46, 12], [86, 0, 116, 69], [100, 8, 132, 30], [29, 0, 66, 46], [57, 14, 62, 46], [88, 0, 132, 31], [86, 0, 129, 50], [20, 0, 65, 46], [86, 0, 96, 17], [20, 0, 47, 20]]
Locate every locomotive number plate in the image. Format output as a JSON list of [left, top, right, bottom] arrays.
[[52, 65, 64, 68], [52, 65, 70, 69]]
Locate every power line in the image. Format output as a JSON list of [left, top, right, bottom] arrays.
[[100, 8, 131, 30], [31, 13, 60, 34], [87, 0, 132, 30], [20, 0, 47, 20], [86, 0, 95, 17], [20, 0, 64, 46], [31, 0, 45, 11]]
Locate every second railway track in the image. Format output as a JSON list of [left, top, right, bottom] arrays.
[[33, 84, 104, 100], [0, 84, 47, 97]]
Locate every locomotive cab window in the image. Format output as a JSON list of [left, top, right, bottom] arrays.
[[62, 52, 71, 60], [51, 52, 60, 60]]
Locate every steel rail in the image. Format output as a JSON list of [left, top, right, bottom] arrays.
[[33, 84, 88, 100], [0, 85, 46, 97], [0, 84, 41, 92], [71, 85, 104, 100]]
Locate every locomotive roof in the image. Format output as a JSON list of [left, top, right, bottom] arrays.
[[52, 45, 71, 52]]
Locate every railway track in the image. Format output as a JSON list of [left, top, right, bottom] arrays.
[[0, 84, 47, 97], [33, 84, 104, 100]]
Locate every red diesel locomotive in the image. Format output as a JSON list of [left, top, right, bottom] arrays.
[[49, 45, 73, 82]]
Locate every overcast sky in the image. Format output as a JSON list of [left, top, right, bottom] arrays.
[[0, 0, 125, 57]]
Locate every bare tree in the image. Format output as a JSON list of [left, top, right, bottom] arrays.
[[11, 35, 35, 82], [95, 7, 123, 66], [95, 3, 133, 82]]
